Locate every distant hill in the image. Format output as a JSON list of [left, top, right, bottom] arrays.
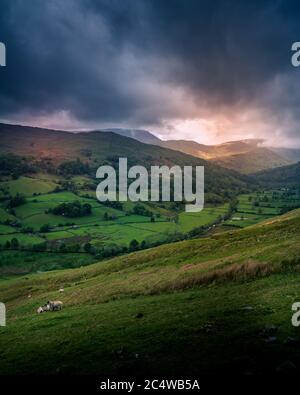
[[92, 130, 296, 174], [158, 139, 291, 173], [213, 147, 291, 174], [269, 147, 300, 162], [254, 161, 300, 186], [101, 128, 160, 144], [0, 123, 252, 201]]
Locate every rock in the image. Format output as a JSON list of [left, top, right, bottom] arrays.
[[276, 360, 297, 374]]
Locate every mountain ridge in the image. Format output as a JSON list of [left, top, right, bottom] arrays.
[[96, 128, 295, 173]]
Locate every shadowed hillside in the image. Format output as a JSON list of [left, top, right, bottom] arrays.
[[254, 162, 300, 186]]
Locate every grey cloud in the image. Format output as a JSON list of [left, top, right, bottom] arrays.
[[0, 0, 300, 145]]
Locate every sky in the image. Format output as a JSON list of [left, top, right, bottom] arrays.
[[0, 0, 300, 147]]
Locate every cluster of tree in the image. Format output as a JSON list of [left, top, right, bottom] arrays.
[[58, 242, 81, 253], [103, 212, 117, 221], [0, 154, 36, 178], [7, 193, 26, 208], [83, 238, 145, 260], [132, 203, 153, 217], [48, 200, 92, 218], [1, 237, 20, 250], [101, 200, 123, 210], [2, 219, 21, 227], [40, 224, 51, 233], [58, 158, 90, 176], [57, 180, 77, 192]]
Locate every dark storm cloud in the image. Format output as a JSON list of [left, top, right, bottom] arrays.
[[0, 0, 300, 143]]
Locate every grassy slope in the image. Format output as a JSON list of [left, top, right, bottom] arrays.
[[225, 190, 300, 228], [0, 209, 300, 375], [214, 148, 291, 174], [1, 176, 58, 196], [254, 161, 300, 186]]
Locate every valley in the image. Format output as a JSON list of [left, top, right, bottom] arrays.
[[0, 123, 299, 377]]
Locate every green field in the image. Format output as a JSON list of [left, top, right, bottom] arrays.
[[1, 176, 58, 197], [225, 189, 300, 228], [1, 172, 299, 276], [0, 209, 299, 375], [178, 204, 229, 232], [0, 176, 234, 274]]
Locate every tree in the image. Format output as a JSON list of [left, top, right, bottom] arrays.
[[58, 158, 90, 176], [129, 239, 139, 251], [11, 238, 19, 249], [8, 193, 26, 208], [140, 240, 148, 249], [40, 224, 51, 233], [51, 200, 92, 218], [59, 243, 67, 252], [84, 242, 92, 253]]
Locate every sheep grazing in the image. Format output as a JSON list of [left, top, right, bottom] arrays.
[[48, 300, 63, 311], [37, 301, 63, 313]]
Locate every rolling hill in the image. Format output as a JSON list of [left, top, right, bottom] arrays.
[[0, 208, 300, 375], [101, 128, 161, 144], [254, 161, 300, 186], [0, 122, 252, 200], [102, 129, 293, 174], [158, 139, 291, 174], [213, 147, 291, 174], [270, 147, 300, 163]]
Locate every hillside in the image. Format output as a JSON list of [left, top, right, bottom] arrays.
[[101, 128, 161, 144], [0, 122, 259, 275], [213, 147, 291, 174], [83, 128, 294, 174], [270, 147, 300, 162], [159, 139, 264, 159], [0, 123, 252, 198], [0, 208, 300, 375], [254, 162, 300, 186], [158, 139, 291, 173]]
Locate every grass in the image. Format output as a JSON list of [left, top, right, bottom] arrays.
[[2, 176, 58, 196], [0, 209, 299, 375], [225, 190, 300, 228], [0, 178, 233, 272], [178, 204, 229, 232]]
